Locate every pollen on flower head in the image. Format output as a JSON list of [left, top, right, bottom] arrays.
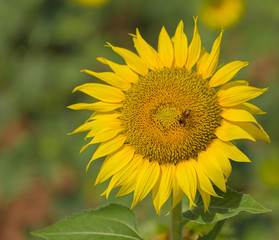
[[121, 67, 222, 164]]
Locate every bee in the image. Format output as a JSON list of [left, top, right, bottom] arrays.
[[179, 109, 191, 125]]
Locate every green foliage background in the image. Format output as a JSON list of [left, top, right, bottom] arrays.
[[0, 0, 278, 239]]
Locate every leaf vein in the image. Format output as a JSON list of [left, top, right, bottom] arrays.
[[42, 232, 140, 239], [92, 215, 142, 237]]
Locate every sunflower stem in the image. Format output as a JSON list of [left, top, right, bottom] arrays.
[[170, 200, 187, 240]]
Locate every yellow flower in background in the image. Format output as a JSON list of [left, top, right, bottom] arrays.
[[74, 0, 110, 7], [69, 19, 269, 215], [200, 0, 245, 30]]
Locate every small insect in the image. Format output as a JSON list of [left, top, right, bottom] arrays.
[[179, 109, 191, 125]]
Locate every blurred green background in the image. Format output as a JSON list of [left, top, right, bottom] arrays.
[[0, 0, 278, 239]]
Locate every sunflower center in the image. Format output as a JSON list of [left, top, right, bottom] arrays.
[[121, 68, 222, 164], [153, 104, 181, 128]]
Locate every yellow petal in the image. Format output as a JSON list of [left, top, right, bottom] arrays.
[[118, 186, 136, 197], [153, 164, 174, 215], [218, 86, 268, 107], [198, 187, 211, 212], [173, 20, 188, 67], [80, 127, 123, 153], [116, 154, 146, 197], [84, 118, 122, 139], [73, 83, 125, 103], [152, 176, 161, 215], [81, 70, 131, 91], [72, 117, 119, 136], [196, 49, 209, 72], [186, 17, 201, 70], [156, 164, 174, 212], [68, 120, 95, 135], [102, 154, 143, 198], [219, 80, 249, 91], [133, 29, 163, 70], [235, 121, 270, 142], [101, 176, 119, 198], [215, 150, 232, 179], [158, 26, 174, 68], [209, 61, 249, 87], [107, 42, 148, 76], [95, 145, 135, 184], [90, 127, 123, 144], [97, 57, 139, 83], [222, 108, 258, 123], [191, 159, 218, 197], [131, 159, 160, 208], [209, 142, 232, 178], [67, 102, 122, 112], [228, 102, 266, 115], [170, 175, 184, 213], [213, 139, 250, 162], [116, 171, 140, 196], [199, 29, 223, 79], [216, 119, 270, 142], [86, 134, 127, 171], [216, 119, 255, 142], [222, 108, 269, 143], [79, 140, 93, 154], [117, 183, 135, 197], [176, 160, 197, 207], [89, 111, 121, 120], [198, 151, 226, 192], [86, 117, 121, 132]]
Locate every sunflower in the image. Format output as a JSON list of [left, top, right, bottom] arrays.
[[69, 19, 269, 215], [74, 0, 110, 7], [200, 0, 245, 30]]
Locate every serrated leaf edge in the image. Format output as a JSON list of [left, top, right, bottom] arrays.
[[32, 203, 143, 239], [182, 186, 271, 224]]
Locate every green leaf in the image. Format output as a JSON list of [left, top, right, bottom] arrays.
[[197, 220, 226, 240], [182, 187, 271, 224], [32, 203, 143, 240]]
